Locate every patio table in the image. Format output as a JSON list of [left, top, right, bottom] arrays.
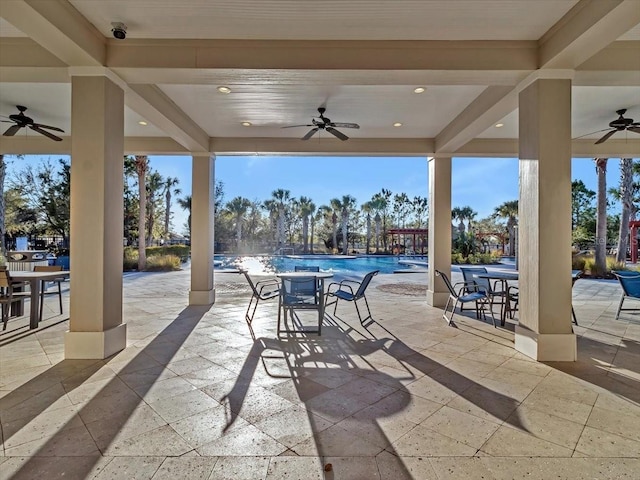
[[10, 270, 70, 329], [476, 272, 519, 326]]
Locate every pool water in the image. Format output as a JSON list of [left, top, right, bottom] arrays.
[[214, 254, 427, 275]]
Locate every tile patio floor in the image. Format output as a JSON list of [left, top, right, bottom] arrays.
[[1, 265, 639, 479]]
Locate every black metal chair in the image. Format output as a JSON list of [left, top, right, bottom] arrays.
[[435, 269, 489, 326], [278, 275, 323, 336], [0, 270, 30, 330], [240, 269, 280, 325], [325, 270, 379, 323], [459, 266, 504, 313]]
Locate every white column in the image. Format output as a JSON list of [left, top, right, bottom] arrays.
[[65, 75, 126, 359], [189, 155, 215, 305], [516, 78, 576, 361], [427, 157, 452, 307]]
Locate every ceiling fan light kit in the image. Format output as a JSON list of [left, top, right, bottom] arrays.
[[1, 105, 64, 141], [282, 107, 360, 141]]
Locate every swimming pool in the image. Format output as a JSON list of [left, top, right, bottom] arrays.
[[214, 254, 428, 275]]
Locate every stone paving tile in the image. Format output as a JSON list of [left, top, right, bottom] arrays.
[[1, 267, 639, 479]]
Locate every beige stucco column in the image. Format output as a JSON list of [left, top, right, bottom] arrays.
[[516, 78, 576, 361], [189, 154, 215, 305], [65, 75, 126, 359], [427, 156, 452, 307]]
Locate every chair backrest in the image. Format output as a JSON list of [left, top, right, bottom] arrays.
[[0, 270, 11, 289], [459, 267, 489, 292], [295, 265, 320, 272], [239, 269, 260, 296], [34, 265, 63, 272], [354, 270, 379, 298], [612, 271, 640, 298], [435, 270, 457, 297], [281, 276, 318, 304]]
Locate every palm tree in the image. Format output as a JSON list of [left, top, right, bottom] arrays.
[[226, 196, 251, 250], [493, 200, 518, 256], [451, 207, 465, 235], [262, 199, 278, 248], [338, 195, 357, 255], [145, 171, 164, 246], [0, 154, 6, 252], [269, 189, 291, 250], [594, 158, 608, 274], [176, 195, 192, 236], [361, 201, 373, 254], [162, 176, 181, 244], [315, 205, 332, 253], [297, 196, 315, 254], [134, 155, 148, 270], [612, 158, 634, 264], [329, 198, 342, 253], [369, 195, 387, 252], [372, 189, 392, 251]]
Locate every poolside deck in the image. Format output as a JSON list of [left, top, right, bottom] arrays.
[[1, 266, 639, 479]]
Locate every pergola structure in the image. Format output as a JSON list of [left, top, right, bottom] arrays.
[[388, 228, 428, 255], [1, 1, 639, 362]]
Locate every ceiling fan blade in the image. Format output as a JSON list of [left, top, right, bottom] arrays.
[[3, 124, 22, 136], [595, 129, 617, 145], [301, 128, 318, 140], [32, 122, 64, 133], [628, 127, 640, 134], [282, 124, 315, 129], [573, 128, 611, 140], [326, 127, 349, 141], [330, 122, 360, 129], [29, 125, 63, 141]]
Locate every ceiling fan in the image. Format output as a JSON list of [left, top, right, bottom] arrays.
[[283, 107, 359, 141], [591, 109, 640, 144], [1, 105, 65, 141]]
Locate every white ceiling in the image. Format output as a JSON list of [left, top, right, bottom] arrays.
[[1, 0, 639, 156]]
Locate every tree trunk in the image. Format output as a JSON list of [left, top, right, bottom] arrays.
[[135, 155, 148, 271], [310, 218, 315, 254], [616, 158, 633, 264], [302, 216, 309, 253], [594, 158, 608, 275], [342, 212, 348, 255], [366, 214, 371, 254], [0, 155, 5, 252], [164, 189, 171, 243]]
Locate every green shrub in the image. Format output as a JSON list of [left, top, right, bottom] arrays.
[[123, 247, 138, 271], [572, 255, 587, 271], [451, 253, 465, 264], [146, 245, 190, 261], [145, 254, 181, 271]]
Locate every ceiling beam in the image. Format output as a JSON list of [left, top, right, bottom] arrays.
[[108, 39, 538, 71], [539, 0, 640, 69], [1, 0, 106, 66], [126, 84, 210, 153], [434, 86, 517, 154]]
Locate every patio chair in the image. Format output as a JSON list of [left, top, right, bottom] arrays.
[[240, 269, 280, 325], [459, 266, 504, 313], [571, 270, 582, 325], [612, 270, 640, 320], [278, 275, 323, 336], [0, 270, 30, 330], [325, 270, 379, 323], [435, 270, 490, 326], [293, 265, 321, 297], [34, 265, 64, 322]]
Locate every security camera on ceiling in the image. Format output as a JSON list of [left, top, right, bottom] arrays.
[[111, 22, 127, 40]]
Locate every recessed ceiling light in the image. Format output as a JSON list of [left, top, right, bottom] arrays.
[[393, 122, 403, 127], [217, 86, 231, 94], [138, 121, 148, 126], [495, 123, 504, 128], [241, 121, 252, 127], [413, 87, 426, 94]]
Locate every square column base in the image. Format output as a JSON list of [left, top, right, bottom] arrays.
[[427, 290, 449, 308], [515, 325, 576, 361], [189, 288, 215, 305], [65, 324, 127, 359]]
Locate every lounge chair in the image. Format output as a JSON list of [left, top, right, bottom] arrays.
[[325, 270, 379, 323], [240, 269, 280, 325], [612, 270, 640, 320], [435, 269, 489, 326]]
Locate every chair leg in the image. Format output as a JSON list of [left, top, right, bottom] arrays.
[[355, 296, 373, 323], [2, 304, 8, 330], [442, 296, 454, 325], [246, 296, 259, 324], [39, 281, 45, 323], [57, 281, 63, 314], [615, 295, 625, 320], [571, 306, 578, 325]]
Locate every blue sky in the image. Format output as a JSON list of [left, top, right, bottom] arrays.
[[8, 155, 622, 234]]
